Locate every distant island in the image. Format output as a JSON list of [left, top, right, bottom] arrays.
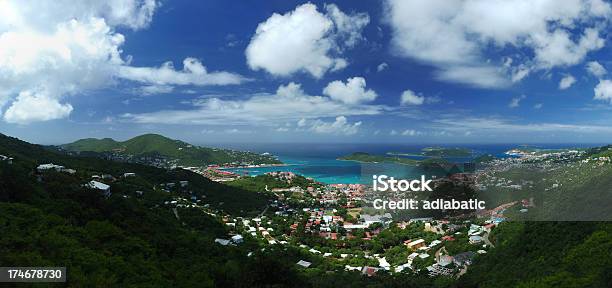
[[57, 134, 281, 167], [340, 147, 472, 166], [422, 147, 472, 157], [388, 147, 472, 158], [338, 152, 420, 165]]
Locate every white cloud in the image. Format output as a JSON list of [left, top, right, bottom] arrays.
[[275, 127, 289, 132], [594, 79, 612, 103], [323, 77, 377, 104], [432, 115, 612, 134], [4, 90, 73, 124], [436, 65, 510, 88], [534, 103, 543, 109], [384, 0, 611, 88], [0, 1, 246, 123], [123, 82, 384, 125], [509, 95, 526, 108], [135, 85, 174, 95], [400, 89, 425, 105], [310, 116, 362, 135], [118, 58, 247, 86], [224, 128, 252, 134], [324, 4, 370, 47], [510, 64, 531, 83], [533, 28, 604, 69], [245, 3, 369, 78], [297, 118, 307, 127], [377, 62, 389, 72], [401, 129, 421, 136], [586, 61, 607, 78], [559, 75, 577, 90]]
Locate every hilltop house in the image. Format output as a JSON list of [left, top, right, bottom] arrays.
[[88, 180, 111, 198]]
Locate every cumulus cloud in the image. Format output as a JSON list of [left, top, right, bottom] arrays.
[[559, 75, 577, 90], [594, 79, 612, 103], [3, 90, 73, 124], [323, 77, 377, 104], [384, 0, 611, 88], [400, 89, 425, 105], [509, 95, 526, 108], [123, 82, 383, 125], [310, 116, 362, 135], [118, 58, 247, 86], [586, 61, 607, 78], [0, 1, 246, 124], [534, 103, 543, 109], [245, 3, 369, 78]]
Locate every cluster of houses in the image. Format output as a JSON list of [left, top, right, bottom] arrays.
[[184, 166, 240, 182], [214, 235, 244, 246], [37, 163, 76, 174], [0, 154, 13, 164], [35, 163, 146, 199]]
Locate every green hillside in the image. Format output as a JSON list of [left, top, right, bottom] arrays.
[[0, 133, 270, 215], [60, 133, 281, 166], [459, 221, 612, 287]]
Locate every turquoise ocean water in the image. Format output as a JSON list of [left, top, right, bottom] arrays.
[[216, 143, 601, 184]]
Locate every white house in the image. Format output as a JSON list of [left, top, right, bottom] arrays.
[[360, 213, 392, 227], [214, 238, 231, 246], [296, 260, 311, 268], [469, 235, 483, 244], [37, 163, 64, 171], [0, 155, 13, 164], [88, 180, 111, 197], [231, 235, 244, 244]]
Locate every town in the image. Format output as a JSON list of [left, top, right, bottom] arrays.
[[24, 144, 612, 280]]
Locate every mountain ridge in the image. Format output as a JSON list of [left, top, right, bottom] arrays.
[[59, 133, 281, 167]]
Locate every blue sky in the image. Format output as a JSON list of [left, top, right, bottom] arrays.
[[2, 0, 612, 144]]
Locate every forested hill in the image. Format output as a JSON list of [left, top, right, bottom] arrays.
[[0, 133, 282, 286], [0, 133, 270, 215], [58, 133, 281, 166]]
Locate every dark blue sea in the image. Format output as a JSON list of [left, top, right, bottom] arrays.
[[204, 143, 602, 184]]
